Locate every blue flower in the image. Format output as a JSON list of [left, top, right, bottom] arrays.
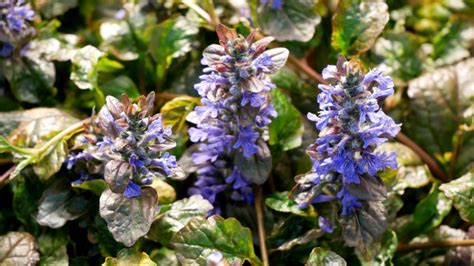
[[0, 43, 14, 57], [233, 126, 259, 158], [150, 152, 178, 176], [318, 216, 334, 233], [124, 181, 141, 198], [0, 0, 35, 58], [129, 153, 145, 169], [6, 1, 34, 32], [338, 188, 362, 216], [241, 91, 265, 107], [225, 168, 251, 190], [65, 152, 93, 170], [140, 116, 172, 145]]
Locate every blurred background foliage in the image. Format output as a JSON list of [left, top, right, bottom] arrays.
[[0, 0, 473, 265]]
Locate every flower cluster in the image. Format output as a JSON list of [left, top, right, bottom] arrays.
[[292, 56, 400, 218], [67, 92, 184, 198], [187, 24, 288, 211], [0, 0, 35, 57]]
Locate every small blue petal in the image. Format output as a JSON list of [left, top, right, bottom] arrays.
[[123, 181, 142, 198]]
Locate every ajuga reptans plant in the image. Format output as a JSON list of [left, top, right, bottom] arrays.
[[66, 92, 184, 246], [187, 24, 289, 212], [67, 92, 184, 198], [291, 56, 401, 256], [0, 0, 35, 57]]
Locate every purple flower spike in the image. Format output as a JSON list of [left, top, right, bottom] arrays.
[[187, 24, 289, 210], [292, 56, 400, 217], [66, 93, 184, 199]]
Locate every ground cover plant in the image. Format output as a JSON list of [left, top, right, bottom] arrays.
[[0, 0, 473, 265]]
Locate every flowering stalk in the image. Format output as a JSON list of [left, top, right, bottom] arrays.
[[0, 0, 35, 57], [187, 24, 288, 212], [67, 92, 184, 198], [291, 56, 400, 250]]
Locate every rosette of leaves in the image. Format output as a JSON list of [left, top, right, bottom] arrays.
[[291, 56, 401, 259], [185, 24, 289, 212], [67, 92, 184, 246]]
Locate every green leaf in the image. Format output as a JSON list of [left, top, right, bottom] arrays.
[[1, 108, 78, 147], [378, 143, 431, 195], [33, 140, 67, 181], [100, 20, 140, 61], [265, 191, 317, 217], [171, 215, 262, 266], [37, 0, 78, 18], [439, 171, 474, 223], [147, 178, 176, 205], [72, 179, 108, 196], [70, 45, 105, 90], [256, 0, 321, 42], [371, 31, 423, 82], [0, 232, 40, 265], [147, 16, 198, 84], [1, 56, 55, 104], [269, 88, 304, 151], [148, 195, 213, 246], [99, 188, 158, 247], [402, 58, 474, 177], [397, 185, 452, 242], [101, 76, 140, 99], [11, 176, 44, 235], [267, 215, 317, 251], [95, 216, 125, 257], [306, 247, 347, 266], [104, 160, 133, 194], [341, 201, 387, 260], [36, 180, 91, 228], [26, 37, 77, 62], [97, 57, 124, 73], [37, 229, 69, 266], [430, 21, 469, 67], [359, 230, 397, 266], [234, 140, 272, 185], [0, 108, 79, 182], [332, 0, 389, 56], [149, 247, 179, 266], [161, 96, 201, 132], [273, 229, 324, 252], [103, 248, 156, 266]]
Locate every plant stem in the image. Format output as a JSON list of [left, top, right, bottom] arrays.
[[93, 87, 105, 107], [397, 239, 474, 252], [35, 118, 91, 157], [287, 55, 328, 85], [203, 0, 220, 26], [395, 132, 449, 183], [0, 165, 16, 184], [182, 0, 213, 25], [255, 186, 269, 266]]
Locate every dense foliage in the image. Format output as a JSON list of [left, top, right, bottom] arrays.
[[0, 0, 473, 265]]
